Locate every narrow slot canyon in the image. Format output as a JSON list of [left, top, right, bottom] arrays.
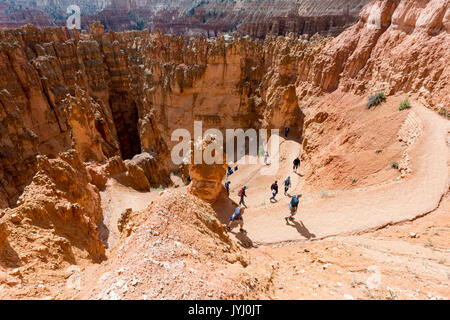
[[109, 95, 141, 160]]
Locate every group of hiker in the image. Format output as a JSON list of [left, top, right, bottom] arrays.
[[226, 152, 303, 234], [226, 165, 238, 178]]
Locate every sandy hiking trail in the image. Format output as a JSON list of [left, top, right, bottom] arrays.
[[221, 103, 449, 245]]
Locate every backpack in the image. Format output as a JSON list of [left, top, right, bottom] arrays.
[[238, 189, 243, 197]]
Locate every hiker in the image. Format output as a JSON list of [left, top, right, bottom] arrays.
[[285, 127, 290, 138], [226, 206, 246, 233], [234, 165, 238, 172], [226, 166, 233, 177], [284, 176, 291, 195], [269, 181, 278, 202], [187, 175, 191, 183], [224, 181, 231, 195], [285, 193, 302, 223], [264, 151, 269, 165], [293, 157, 300, 172], [238, 186, 247, 207]]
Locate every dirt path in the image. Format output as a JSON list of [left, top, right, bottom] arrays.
[[99, 179, 161, 250], [98, 103, 448, 248], [79, 102, 448, 300], [225, 104, 449, 245]]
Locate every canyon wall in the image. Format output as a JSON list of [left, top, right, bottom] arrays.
[[0, 23, 170, 208], [1, 0, 371, 37], [0, 0, 449, 208]]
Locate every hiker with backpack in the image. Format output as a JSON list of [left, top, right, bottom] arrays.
[[226, 206, 246, 233], [285, 193, 302, 223], [293, 157, 300, 172], [285, 127, 290, 138], [226, 166, 233, 178], [238, 186, 247, 207], [283, 176, 291, 195], [225, 181, 231, 196], [269, 181, 278, 202]]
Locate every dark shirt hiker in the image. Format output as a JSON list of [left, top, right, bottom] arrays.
[[270, 181, 278, 201], [225, 181, 230, 195], [293, 157, 300, 172]]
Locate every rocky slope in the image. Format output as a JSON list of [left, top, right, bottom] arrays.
[[0, 149, 106, 288], [0, 0, 448, 299]]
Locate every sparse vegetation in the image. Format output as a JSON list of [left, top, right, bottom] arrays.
[[387, 287, 398, 300], [438, 108, 450, 118], [366, 92, 386, 109], [375, 149, 383, 154], [398, 97, 411, 111], [391, 161, 399, 169], [350, 177, 358, 184], [134, 20, 146, 31]]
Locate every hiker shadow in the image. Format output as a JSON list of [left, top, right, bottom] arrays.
[[287, 220, 316, 239], [232, 230, 257, 248], [212, 192, 239, 225], [294, 172, 304, 177]]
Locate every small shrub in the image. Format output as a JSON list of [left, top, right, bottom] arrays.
[[438, 108, 450, 118], [134, 20, 146, 31], [387, 288, 398, 300], [350, 177, 358, 184], [398, 97, 411, 111], [391, 161, 399, 169], [375, 149, 383, 154], [366, 92, 386, 109]]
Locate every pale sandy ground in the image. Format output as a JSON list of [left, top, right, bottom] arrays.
[[224, 104, 449, 245], [87, 102, 449, 300]]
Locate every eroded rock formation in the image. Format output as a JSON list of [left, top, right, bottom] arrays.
[[1, 0, 449, 207], [187, 135, 228, 203], [1, 0, 370, 37], [0, 149, 105, 272], [0, 0, 448, 300]]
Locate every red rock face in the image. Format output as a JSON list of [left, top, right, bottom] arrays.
[[0, 23, 171, 208], [0, 149, 106, 268]]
